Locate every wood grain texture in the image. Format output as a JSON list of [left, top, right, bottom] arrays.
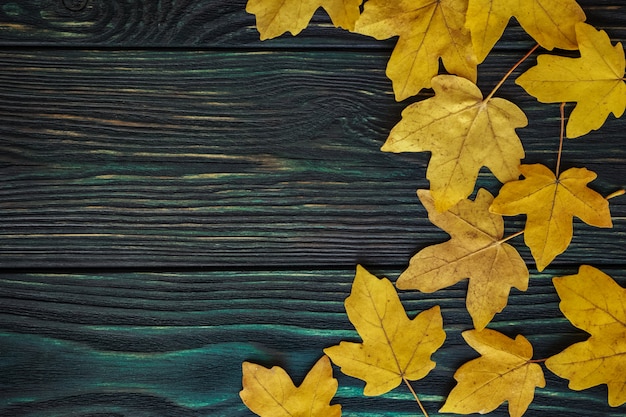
[[1, 49, 625, 269], [1, 268, 625, 416], [0, 0, 624, 48], [1, 1, 626, 416]]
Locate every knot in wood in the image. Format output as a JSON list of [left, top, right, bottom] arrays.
[[62, 0, 87, 12]]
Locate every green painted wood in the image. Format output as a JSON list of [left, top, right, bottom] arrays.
[[1, 268, 625, 416], [1, 1, 626, 416], [1, 49, 625, 269], [0, 0, 624, 48]]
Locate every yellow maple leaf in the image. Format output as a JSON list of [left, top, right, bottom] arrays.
[[397, 189, 528, 330], [246, 0, 362, 40], [490, 163, 612, 271], [516, 22, 626, 138], [354, 0, 477, 100], [381, 75, 527, 212], [240, 355, 341, 417], [323, 265, 445, 396], [546, 265, 626, 407], [440, 329, 546, 417], [466, 0, 585, 62]]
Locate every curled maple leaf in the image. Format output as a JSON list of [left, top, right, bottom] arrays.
[[382, 74, 527, 212], [246, 0, 362, 40], [440, 329, 546, 417], [240, 355, 341, 417], [397, 189, 528, 330], [324, 265, 445, 396], [516, 22, 626, 138], [546, 265, 626, 407]]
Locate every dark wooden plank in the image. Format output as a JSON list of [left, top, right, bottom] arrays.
[[0, 0, 624, 48], [1, 268, 624, 416], [1, 49, 625, 269]]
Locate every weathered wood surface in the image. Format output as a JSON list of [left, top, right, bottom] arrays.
[[1, 268, 625, 416], [1, 49, 625, 268], [0, 0, 624, 47], [1, 1, 625, 416]]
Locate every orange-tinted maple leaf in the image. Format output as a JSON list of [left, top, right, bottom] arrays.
[[440, 329, 546, 417], [397, 189, 528, 330], [354, 0, 476, 100], [246, 0, 362, 40], [490, 163, 612, 271], [546, 265, 626, 407], [382, 75, 526, 212], [324, 265, 445, 396], [240, 355, 341, 417], [517, 23, 626, 138], [466, 0, 585, 62]]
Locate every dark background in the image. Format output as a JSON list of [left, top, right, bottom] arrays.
[[1, 1, 625, 415]]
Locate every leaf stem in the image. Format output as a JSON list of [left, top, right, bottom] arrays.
[[556, 102, 566, 177], [528, 358, 547, 363], [485, 44, 539, 101], [403, 377, 429, 417], [499, 229, 524, 244], [606, 189, 625, 200]]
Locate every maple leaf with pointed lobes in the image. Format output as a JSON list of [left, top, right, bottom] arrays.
[[240, 355, 341, 417], [323, 265, 445, 396], [397, 189, 528, 330], [382, 75, 527, 212], [517, 22, 626, 138], [546, 265, 626, 407], [466, 0, 585, 63], [354, 0, 477, 101], [440, 329, 545, 417], [490, 163, 612, 271], [246, 0, 362, 40]]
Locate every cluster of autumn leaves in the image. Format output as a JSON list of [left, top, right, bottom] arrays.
[[242, 266, 625, 417], [240, 0, 626, 416]]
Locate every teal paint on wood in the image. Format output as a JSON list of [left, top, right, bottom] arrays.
[[1, 1, 626, 416], [0, 49, 625, 268], [0, 332, 263, 409], [1, 269, 625, 416]]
